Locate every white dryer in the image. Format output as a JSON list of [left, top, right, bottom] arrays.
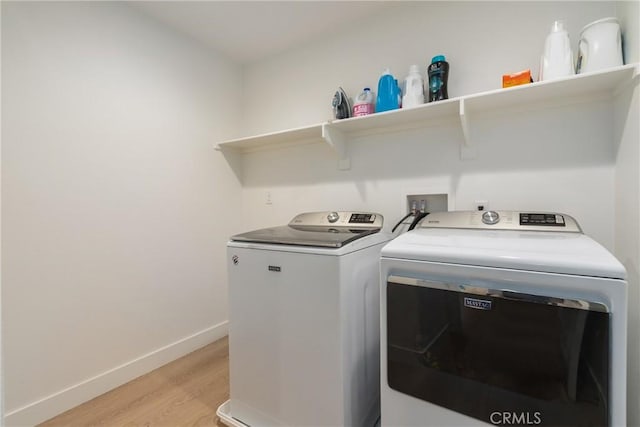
[[380, 211, 627, 427], [218, 211, 391, 427]]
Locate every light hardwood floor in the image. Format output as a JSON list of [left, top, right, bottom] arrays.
[[39, 337, 230, 427]]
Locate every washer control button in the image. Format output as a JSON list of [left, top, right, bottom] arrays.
[[482, 211, 500, 225], [327, 212, 340, 223]]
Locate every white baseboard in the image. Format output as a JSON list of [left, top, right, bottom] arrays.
[[4, 321, 228, 427]]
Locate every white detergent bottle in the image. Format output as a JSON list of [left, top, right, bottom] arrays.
[[540, 20, 574, 81], [402, 64, 425, 108]]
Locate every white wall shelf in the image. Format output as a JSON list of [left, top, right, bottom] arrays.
[[215, 123, 324, 153], [215, 64, 638, 167]]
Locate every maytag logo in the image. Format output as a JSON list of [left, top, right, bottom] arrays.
[[464, 297, 492, 310], [268, 265, 281, 272]]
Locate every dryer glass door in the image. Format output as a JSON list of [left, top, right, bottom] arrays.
[[386, 276, 610, 427]]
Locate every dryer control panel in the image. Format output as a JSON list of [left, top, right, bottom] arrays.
[[420, 210, 582, 232], [520, 212, 567, 226]]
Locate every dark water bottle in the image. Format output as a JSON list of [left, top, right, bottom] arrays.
[[428, 55, 449, 102]]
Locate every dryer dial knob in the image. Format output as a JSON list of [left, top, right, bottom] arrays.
[[482, 211, 500, 225], [327, 212, 340, 223]]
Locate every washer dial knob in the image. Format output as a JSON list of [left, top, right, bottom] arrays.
[[327, 212, 340, 223], [482, 211, 500, 225]]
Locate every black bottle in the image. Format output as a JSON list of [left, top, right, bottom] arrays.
[[428, 55, 449, 102]]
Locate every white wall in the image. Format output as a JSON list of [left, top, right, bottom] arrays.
[[0, 2, 4, 424], [617, 1, 640, 65], [614, 75, 640, 427], [616, 2, 640, 426], [1, 2, 242, 425], [240, 104, 616, 248]]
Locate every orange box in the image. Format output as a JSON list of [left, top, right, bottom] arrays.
[[502, 69, 533, 88]]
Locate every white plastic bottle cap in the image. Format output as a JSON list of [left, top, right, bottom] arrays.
[[409, 64, 420, 74], [552, 20, 566, 32]]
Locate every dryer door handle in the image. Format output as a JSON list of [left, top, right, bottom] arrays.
[[387, 275, 609, 313]]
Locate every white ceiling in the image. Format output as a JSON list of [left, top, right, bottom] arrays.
[[132, 1, 394, 64]]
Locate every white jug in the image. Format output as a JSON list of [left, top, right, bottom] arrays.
[[576, 17, 623, 74], [540, 20, 574, 81]]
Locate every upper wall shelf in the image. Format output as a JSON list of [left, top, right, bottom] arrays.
[[215, 64, 638, 167], [214, 124, 323, 152]]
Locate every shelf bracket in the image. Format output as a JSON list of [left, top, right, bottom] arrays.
[[459, 98, 470, 146], [322, 123, 350, 170], [459, 98, 476, 160]]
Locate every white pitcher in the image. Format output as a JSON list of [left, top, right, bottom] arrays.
[[576, 17, 623, 74]]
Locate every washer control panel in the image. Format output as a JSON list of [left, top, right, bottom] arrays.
[[349, 213, 377, 224], [420, 211, 581, 232], [289, 211, 383, 230]]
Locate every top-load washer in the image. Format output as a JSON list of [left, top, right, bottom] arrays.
[[217, 211, 392, 427], [380, 211, 627, 427]]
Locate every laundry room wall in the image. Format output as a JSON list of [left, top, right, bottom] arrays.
[[240, 1, 618, 242], [614, 75, 640, 427], [614, 2, 640, 423], [1, 2, 4, 423], [240, 1, 619, 239], [239, 1, 639, 424], [617, 1, 640, 65], [1, 2, 242, 425]]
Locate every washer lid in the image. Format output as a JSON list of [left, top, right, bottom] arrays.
[[382, 228, 626, 279], [231, 225, 380, 248], [231, 211, 383, 248]]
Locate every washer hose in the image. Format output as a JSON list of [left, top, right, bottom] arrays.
[[391, 212, 415, 233], [408, 212, 430, 231]]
